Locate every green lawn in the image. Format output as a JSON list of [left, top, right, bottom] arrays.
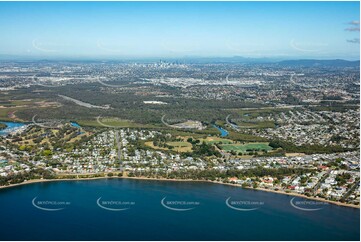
[[236, 121, 275, 129], [220, 142, 273, 152]]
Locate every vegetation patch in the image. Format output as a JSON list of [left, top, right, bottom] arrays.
[[78, 118, 157, 128], [0, 123, 7, 130], [220, 142, 273, 153], [166, 141, 193, 152], [144, 141, 192, 153]]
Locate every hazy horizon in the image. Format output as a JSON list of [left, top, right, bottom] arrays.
[[0, 55, 360, 62], [0, 1, 360, 60]]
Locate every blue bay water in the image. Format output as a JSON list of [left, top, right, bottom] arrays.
[[213, 125, 229, 137], [70, 122, 81, 128], [0, 121, 25, 136], [0, 179, 359, 240]]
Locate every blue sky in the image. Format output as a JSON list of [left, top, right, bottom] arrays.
[[0, 1, 359, 60]]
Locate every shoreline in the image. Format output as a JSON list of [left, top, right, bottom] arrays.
[[0, 176, 359, 209]]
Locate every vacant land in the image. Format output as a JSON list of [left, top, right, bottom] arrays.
[[0, 98, 61, 121]]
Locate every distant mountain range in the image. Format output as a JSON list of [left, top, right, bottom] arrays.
[[0, 54, 359, 67], [181, 57, 360, 67], [277, 59, 360, 67]]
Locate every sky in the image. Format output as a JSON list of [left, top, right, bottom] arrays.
[[0, 1, 359, 60]]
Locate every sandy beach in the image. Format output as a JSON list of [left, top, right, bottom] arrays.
[[0, 176, 359, 209]]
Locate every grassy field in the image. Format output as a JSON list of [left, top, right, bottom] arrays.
[[0, 108, 18, 121], [144, 141, 193, 153], [220, 142, 273, 153], [235, 121, 275, 129], [199, 137, 233, 144], [166, 127, 219, 138], [221, 108, 290, 129]]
